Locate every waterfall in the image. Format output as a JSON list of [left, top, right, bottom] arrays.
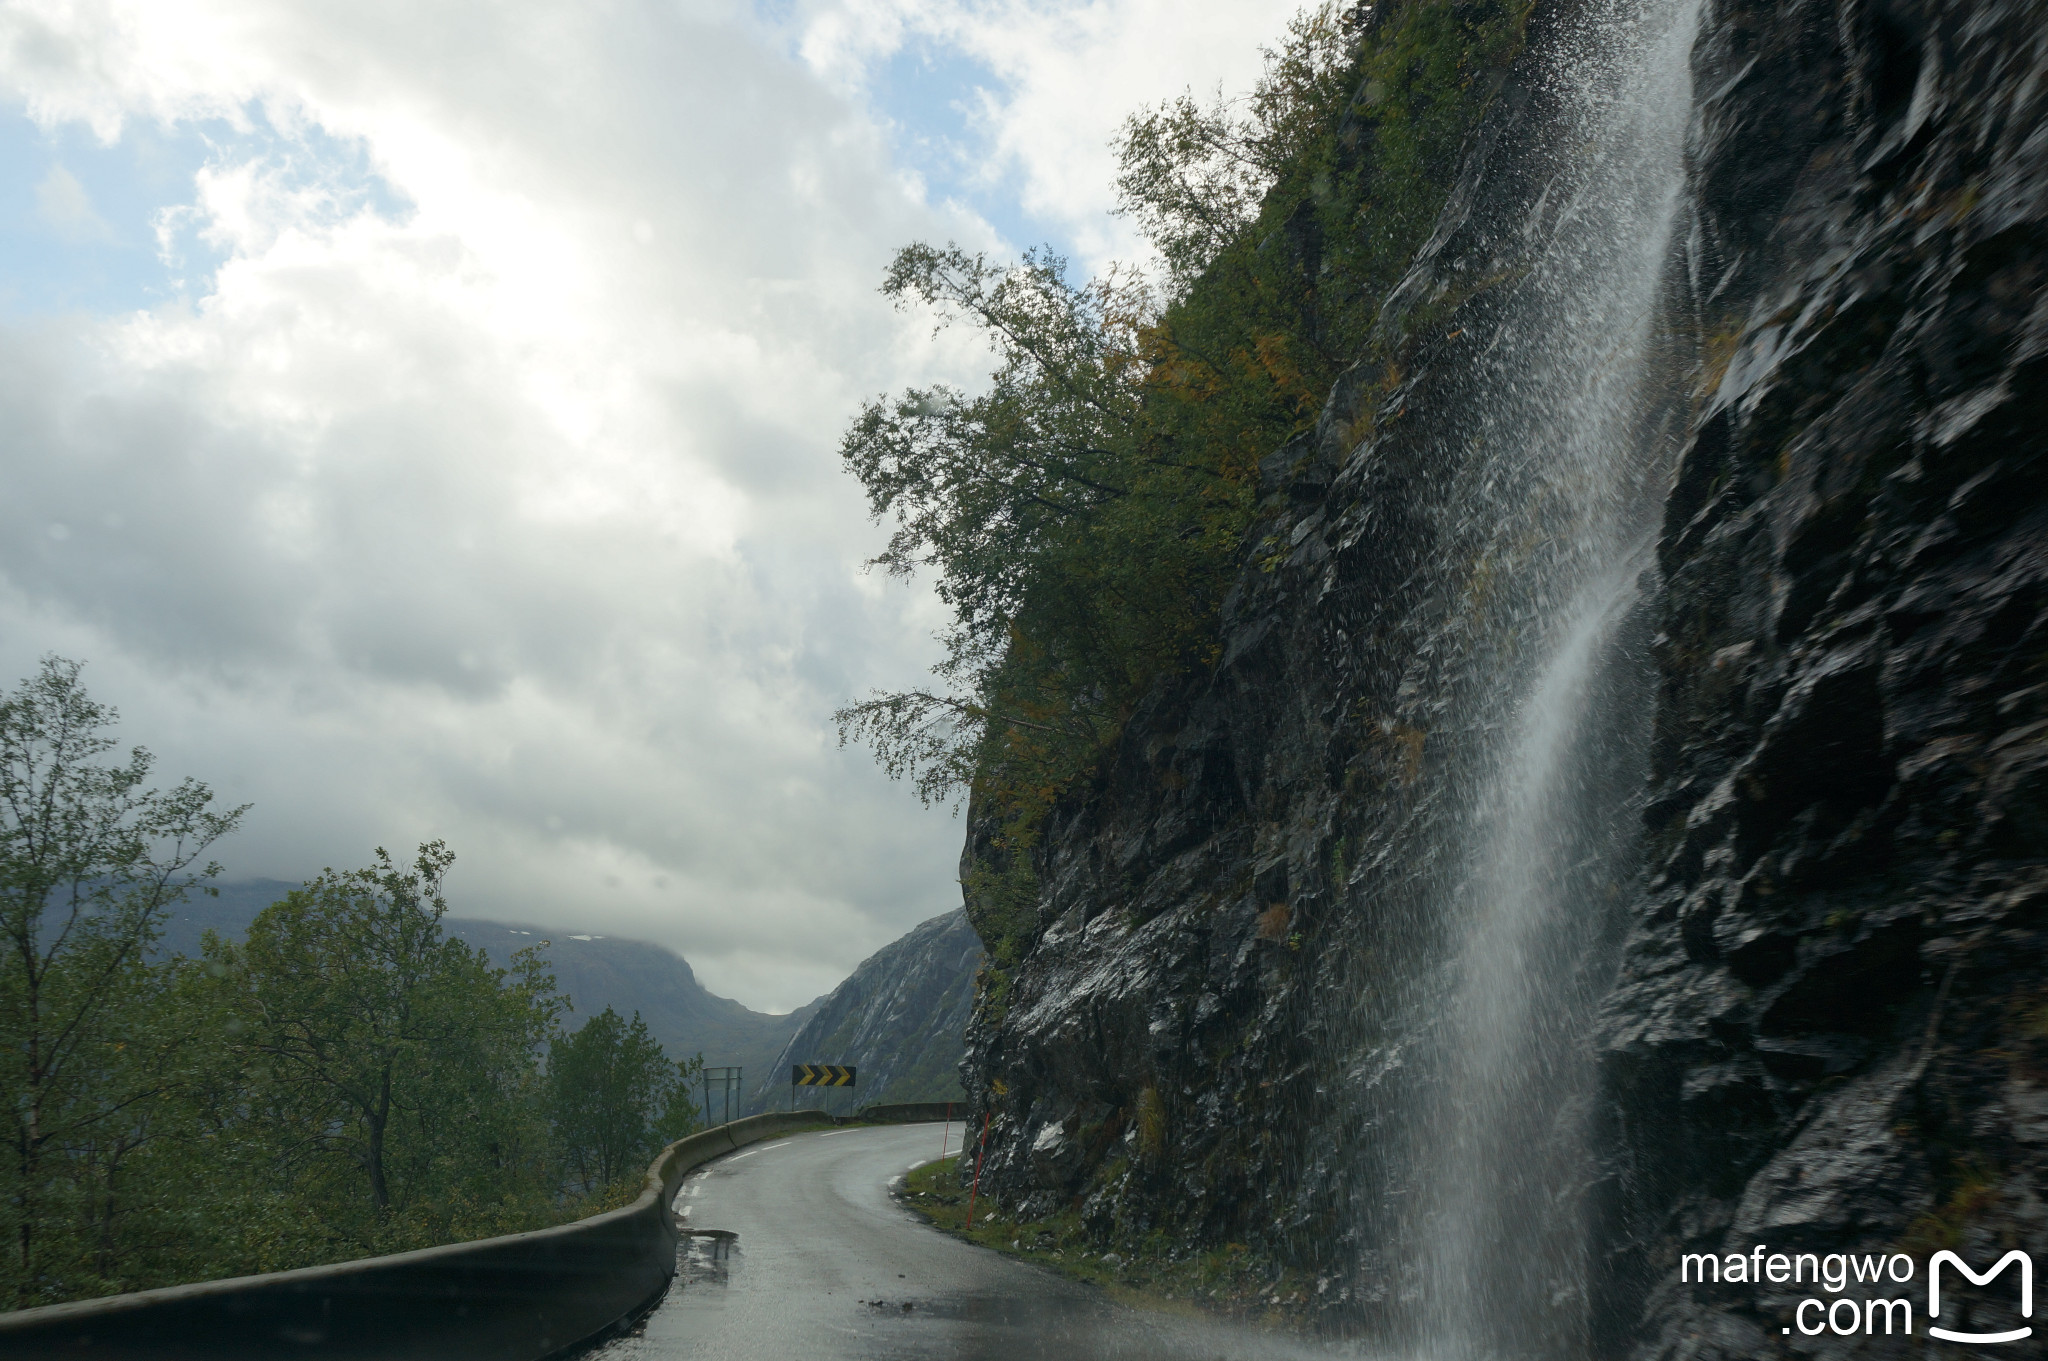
[[1332, 0, 1703, 1354], [1415, 1, 1700, 1356]]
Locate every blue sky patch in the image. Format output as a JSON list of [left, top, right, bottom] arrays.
[[866, 37, 1072, 259], [0, 105, 407, 320]]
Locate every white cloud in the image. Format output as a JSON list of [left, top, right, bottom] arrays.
[[34, 163, 112, 239], [792, 0, 1301, 268], [0, 0, 1300, 1011]]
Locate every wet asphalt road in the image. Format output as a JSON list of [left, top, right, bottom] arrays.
[[587, 1123, 1342, 1361]]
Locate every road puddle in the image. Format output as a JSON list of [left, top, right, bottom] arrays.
[[680, 1231, 737, 1289]]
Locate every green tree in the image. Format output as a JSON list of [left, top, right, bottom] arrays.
[[1112, 3, 1360, 297], [547, 1006, 702, 1199], [205, 844, 562, 1253], [837, 247, 1178, 811], [838, 0, 1531, 858], [835, 8, 1371, 827], [0, 656, 245, 1307]]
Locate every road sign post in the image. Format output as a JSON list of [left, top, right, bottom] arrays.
[[790, 1063, 856, 1116], [701, 1066, 742, 1126]]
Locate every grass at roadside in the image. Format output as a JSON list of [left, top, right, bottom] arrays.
[[895, 1156, 1318, 1327]]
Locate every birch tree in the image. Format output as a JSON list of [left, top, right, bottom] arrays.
[[0, 656, 244, 1306]]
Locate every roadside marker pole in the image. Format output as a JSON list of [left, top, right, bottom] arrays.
[[939, 1102, 951, 1160], [965, 1111, 991, 1230]]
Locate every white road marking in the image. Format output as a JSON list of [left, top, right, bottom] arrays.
[[729, 1141, 793, 1162]]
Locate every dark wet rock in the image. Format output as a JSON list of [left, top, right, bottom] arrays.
[[1592, 0, 2048, 1354], [954, 0, 2047, 1352], [759, 909, 980, 1110]]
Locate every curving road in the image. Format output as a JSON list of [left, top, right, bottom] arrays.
[[588, 1122, 1340, 1361]]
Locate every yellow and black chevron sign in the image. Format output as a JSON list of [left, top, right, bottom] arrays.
[[792, 1064, 856, 1087]]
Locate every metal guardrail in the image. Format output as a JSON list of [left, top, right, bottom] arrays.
[[0, 1112, 832, 1360]]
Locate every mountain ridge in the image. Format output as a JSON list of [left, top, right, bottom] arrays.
[[757, 908, 980, 1115]]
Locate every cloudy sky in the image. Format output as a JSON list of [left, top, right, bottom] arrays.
[[0, 0, 1297, 1011]]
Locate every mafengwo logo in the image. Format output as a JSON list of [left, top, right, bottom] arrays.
[[1682, 1246, 2033, 1343], [1929, 1251, 2033, 1345]]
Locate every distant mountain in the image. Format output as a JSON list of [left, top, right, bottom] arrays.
[[438, 921, 821, 1114], [153, 880, 819, 1116], [154, 879, 306, 958], [758, 909, 981, 1116]]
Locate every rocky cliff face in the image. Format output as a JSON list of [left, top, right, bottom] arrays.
[[758, 909, 980, 1112], [956, 0, 2046, 1352], [1595, 0, 2048, 1356]]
